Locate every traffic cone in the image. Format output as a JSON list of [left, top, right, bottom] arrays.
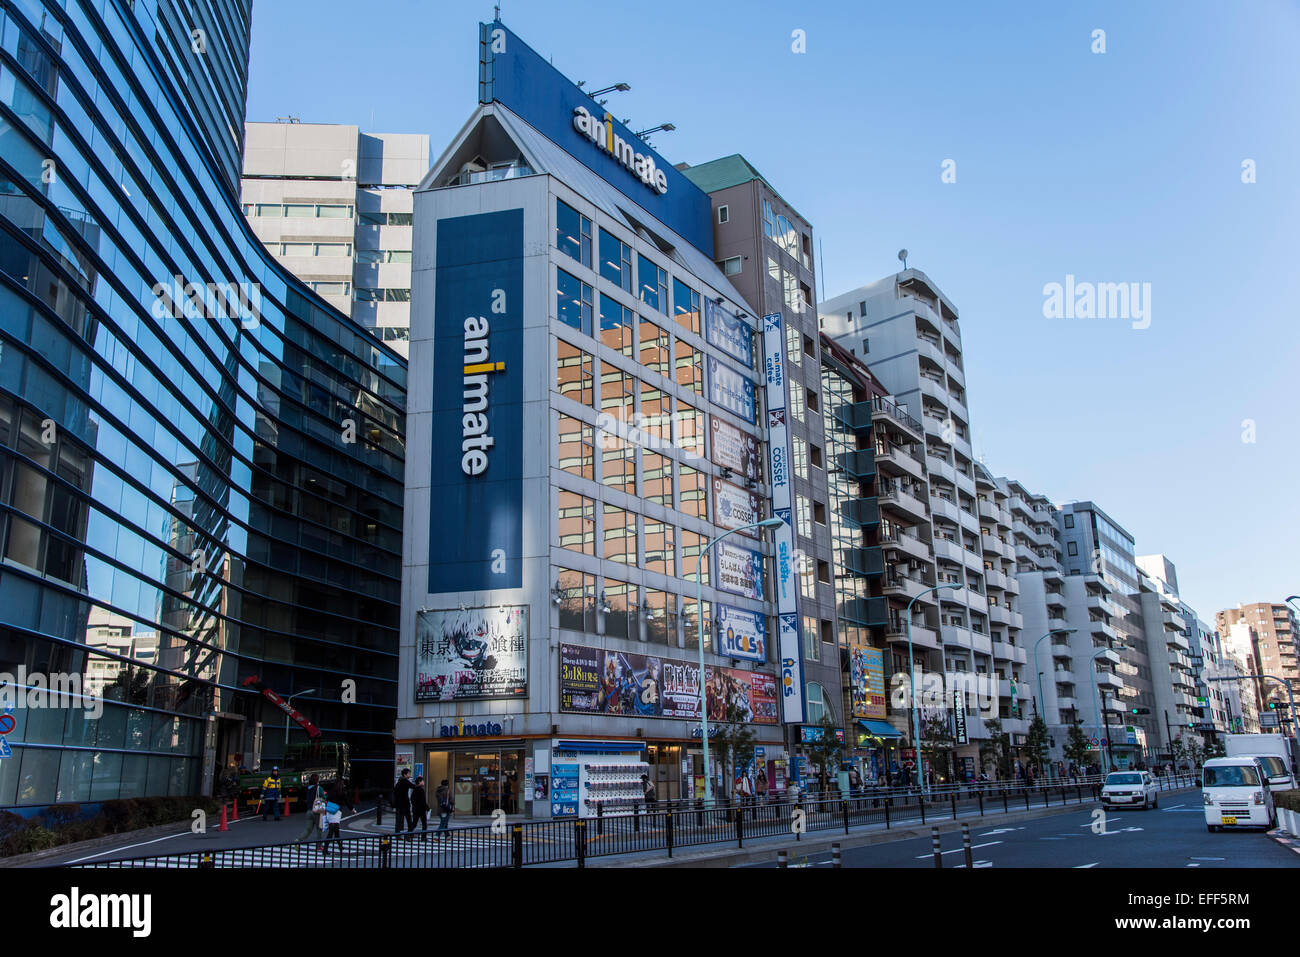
[[218, 803, 228, 832], [231, 798, 239, 821]]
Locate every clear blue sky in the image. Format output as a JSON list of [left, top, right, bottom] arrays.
[[246, 0, 1299, 623]]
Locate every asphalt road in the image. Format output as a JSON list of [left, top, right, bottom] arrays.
[[741, 798, 1300, 868]]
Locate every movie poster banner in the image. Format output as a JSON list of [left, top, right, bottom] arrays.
[[715, 603, 767, 662], [712, 480, 764, 536], [709, 417, 761, 480], [715, 540, 765, 601], [704, 299, 754, 368], [559, 643, 777, 724], [850, 644, 887, 720], [415, 606, 528, 702]]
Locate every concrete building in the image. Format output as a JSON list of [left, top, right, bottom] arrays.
[[1133, 556, 1201, 757], [679, 156, 841, 761], [1222, 622, 1262, 733], [1056, 501, 1149, 766], [395, 22, 805, 815], [241, 122, 430, 356], [820, 271, 1028, 769], [1216, 602, 1300, 727]]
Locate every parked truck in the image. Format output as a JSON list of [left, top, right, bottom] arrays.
[[236, 741, 352, 810], [1225, 733, 1297, 789]]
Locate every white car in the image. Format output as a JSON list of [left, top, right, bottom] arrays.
[[1203, 757, 1275, 831], [1101, 770, 1159, 809]]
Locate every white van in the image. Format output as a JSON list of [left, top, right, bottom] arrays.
[[1243, 754, 1296, 792], [1202, 757, 1275, 831]]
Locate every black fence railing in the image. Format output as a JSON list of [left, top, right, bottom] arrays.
[[73, 773, 1196, 869]]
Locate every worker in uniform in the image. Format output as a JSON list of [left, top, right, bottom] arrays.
[[261, 767, 283, 821]]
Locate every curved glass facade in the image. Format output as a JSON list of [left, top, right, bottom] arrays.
[[0, 0, 406, 805]]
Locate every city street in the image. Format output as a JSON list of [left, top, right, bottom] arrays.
[[742, 800, 1300, 868]]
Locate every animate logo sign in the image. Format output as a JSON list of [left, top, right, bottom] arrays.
[[460, 299, 507, 476], [572, 106, 668, 195], [439, 718, 505, 738]]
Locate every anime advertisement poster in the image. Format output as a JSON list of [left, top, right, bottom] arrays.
[[849, 644, 887, 720], [415, 606, 528, 702], [559, 644, 776, 725]]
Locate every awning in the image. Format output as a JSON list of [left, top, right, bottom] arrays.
[[856, 720, 903, 740]]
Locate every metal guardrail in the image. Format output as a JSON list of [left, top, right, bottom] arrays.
[[72, 773, 1197, 869]]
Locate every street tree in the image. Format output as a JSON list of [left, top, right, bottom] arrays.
[[1063, 720, 1092, 774], [1024, 714, 1050, 780], [710, 700, 756, 803], [920, 711, 955, 784], [979, 718, 1013, 780]]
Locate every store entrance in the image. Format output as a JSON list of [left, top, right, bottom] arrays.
[[427, 748, 523, 817]]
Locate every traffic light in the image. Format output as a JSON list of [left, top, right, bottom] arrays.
[[1269, 702, 1278, 710], [1129, 707, 1150, 715]]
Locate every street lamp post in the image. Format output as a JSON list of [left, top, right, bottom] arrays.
[[1089, 650, 1113, 771], [695, 517, 783, 807], [906, 582, 960, 796], [1207, 672, 1298, 757], [1033, 628, 1076, 781]]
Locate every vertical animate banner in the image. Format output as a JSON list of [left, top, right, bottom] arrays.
[[428, 209, 524, 592]]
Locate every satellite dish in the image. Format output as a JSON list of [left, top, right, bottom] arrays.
[[898, 249, 909, 269]]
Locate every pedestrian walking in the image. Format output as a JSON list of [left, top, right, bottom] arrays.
[[640, 773, 657, 808], [409, 775, 430, 838], [435, 779, 453, 839], [295, 773, 325, 843], [393, 767, 414, 834], [756, 769, 768, 805], [318, 781, 353, 855], [261, 767, 283, 821]]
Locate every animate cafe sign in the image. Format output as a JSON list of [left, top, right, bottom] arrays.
[[572, 107, 669, 195]]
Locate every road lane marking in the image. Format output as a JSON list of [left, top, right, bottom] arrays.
[[1075, 862, 1098, 868], [914, 840, 1002, 859]]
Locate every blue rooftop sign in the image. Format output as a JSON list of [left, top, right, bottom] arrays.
[[477, 21, 715, 256]]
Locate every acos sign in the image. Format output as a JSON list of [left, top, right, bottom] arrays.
[[572, 107, 668, 196]]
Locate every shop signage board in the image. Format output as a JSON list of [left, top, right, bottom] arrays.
[[709, 417, 761, 480], [849, 644, 887, 720], [715, 603, 767, 662], [704, 299, 754, 368], [551, 763, 579, 817], [706, 356, 756, 423], [715, 540, 765, 601], [415, 606, 528, 702], [953, 689, 968, 744], [559, 643, 777, 723], [712, 480, 764, 536], [762, 312, 805, 724]]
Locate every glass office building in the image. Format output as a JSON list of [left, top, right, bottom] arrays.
[[0, 0, 405, 806]]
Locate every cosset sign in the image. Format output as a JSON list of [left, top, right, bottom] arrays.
[[572, 106, 668, 196]]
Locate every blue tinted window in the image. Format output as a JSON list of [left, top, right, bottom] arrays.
[[556, 199, 591, 268], [557, 269, 593, 335], [600, 228, 631, 292], [638, 254, 667, 314]]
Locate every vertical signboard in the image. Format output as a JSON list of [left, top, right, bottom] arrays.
[[428, 209, 524, 592], [762, 312, 804, 724], [706, 356, 756, 424], [704, 299, 754, 368], [850, 644, 886, 720]]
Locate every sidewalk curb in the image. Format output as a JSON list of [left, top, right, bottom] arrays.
[[0, 820, 195, 868], [591, 788, 1198, 868]]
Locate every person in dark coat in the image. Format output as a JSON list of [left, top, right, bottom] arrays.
[[409, 775, 430, 837], [393, 768, 414, 834], [435, 779, 453, 839]]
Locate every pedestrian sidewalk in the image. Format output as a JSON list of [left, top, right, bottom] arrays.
[[347, 810, 529, 837]]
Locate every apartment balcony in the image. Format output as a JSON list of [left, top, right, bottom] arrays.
[[874, 440, 927, 482], [876, 479, 929, 524], [833, 399, 874, 432], [918, 373, 950, 408], [1163, 610, 1188, 632], [1166, 631, 1190, 653], [992, 641, 1028, 665], [1001, 717, 1029, 737], [978, 498, 1000, 523], [1045, 593, 1067, 614], [1008, 495, 1035, 522], [941, 623, 974, 649], [1093, 648, 1121, 666], [871, 396, 924, 438], [985, 568, 1010, 591], [956, 588, 989, 617], [886, 618, 940, 651], [838, 497, 880, 528], [1051, 642, 1073, 659], [1047, 616, 1071, 633], [840, 595, 889, 627], [1089, 619, 1118, 642], [836, 448, 877, 481], [927, 455, 957, 486], [951, 433, 974, 462], [915, 333, 946, 368], [930, 496, 962, 527], [1056, 695, 1078, 712], [988, 604, 1013, 627], [1042, 567, 1065, 585], [1094, 671, 1124, 690], [843, 545, 885, 578], [956, 503, 981, 537], [882, 573, 937, 603], [932, 536, 965, 566], [882, 526, 933, 564], [1015, 543, 1040, 567], [1085, 592, 1116, 616]]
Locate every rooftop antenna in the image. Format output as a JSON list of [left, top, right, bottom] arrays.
[[898, 248, 909, 271], [493, 2, 500, 20]]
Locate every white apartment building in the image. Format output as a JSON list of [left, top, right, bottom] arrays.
[[1223, 622, 1263, 733], [1134, 555, 1201, 754], [241, 121, 430, 356]]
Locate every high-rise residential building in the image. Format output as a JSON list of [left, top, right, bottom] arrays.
[[1055, 501, 1149, 764], [821, 271, 1029, 771], [1216, 602, 1299, 726], [396, 23, 799, 814], [0, 0, 406, 806], [1133, 555, 1201, 755], [678, 155, 839, 766], [1188, 618, 1232, 740], [241, 122, 429, 356], [1221, 622, 1262, 733]]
